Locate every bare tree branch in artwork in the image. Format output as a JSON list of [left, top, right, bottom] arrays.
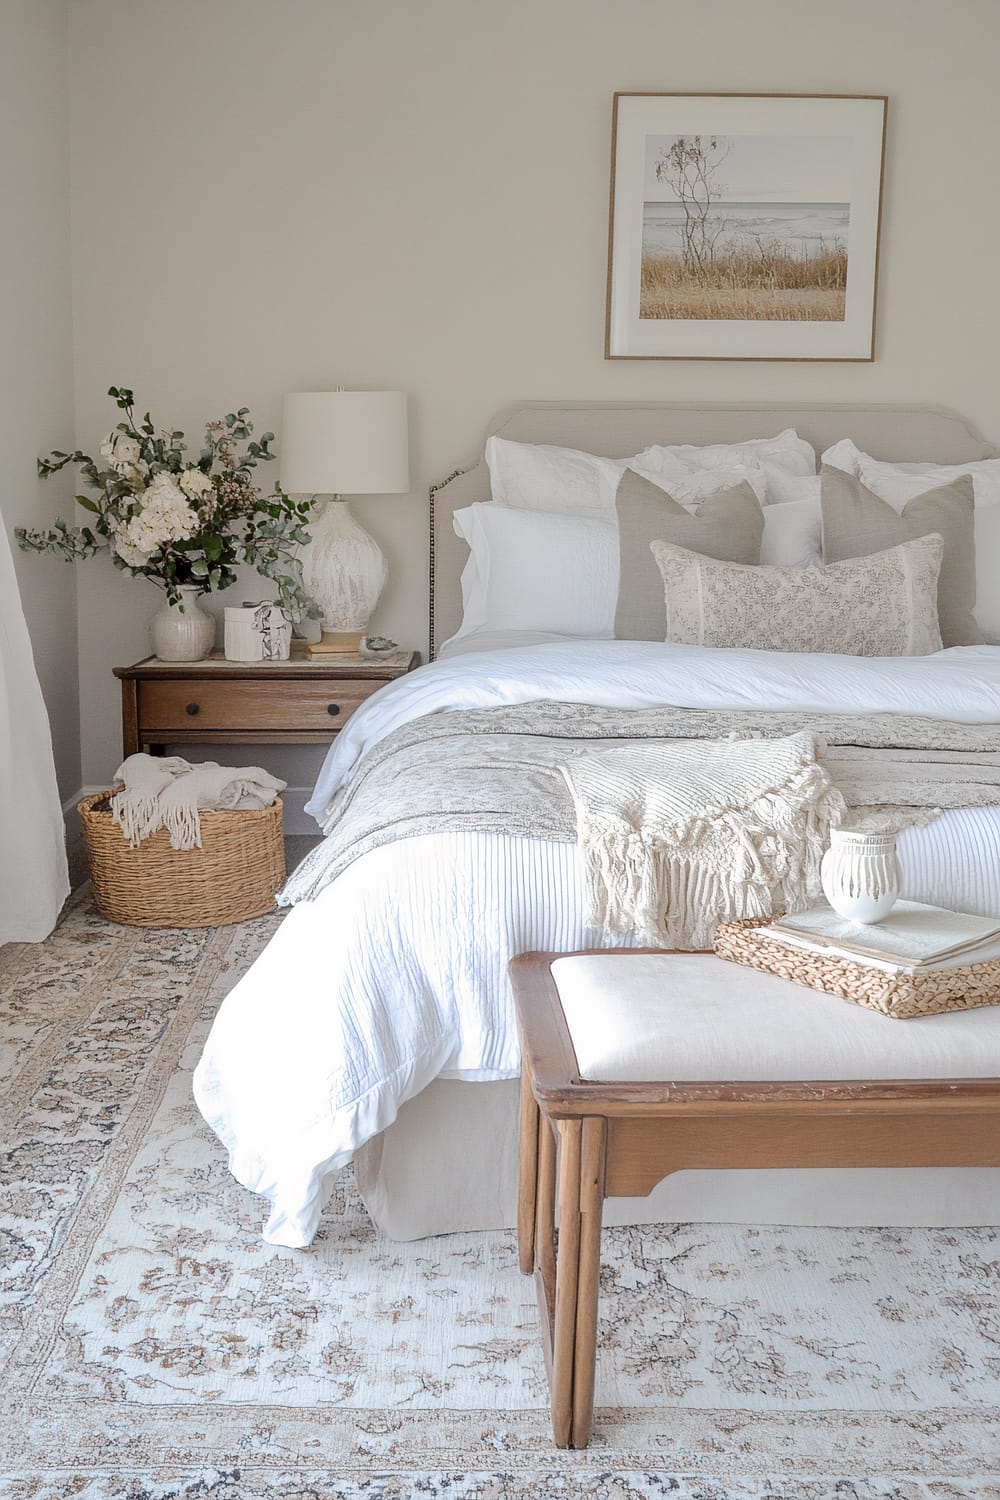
[[655, 135, 732, 275]]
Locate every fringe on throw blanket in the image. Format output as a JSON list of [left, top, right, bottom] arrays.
[[560, 732, 847, 948], [110, 753, 286, 851]]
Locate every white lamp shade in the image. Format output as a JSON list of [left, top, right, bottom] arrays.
[[280, 390, 409, 495]]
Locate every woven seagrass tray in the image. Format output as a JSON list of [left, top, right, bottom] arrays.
[[78, 788, 285, 929], [714, 916, 1000, 1020]]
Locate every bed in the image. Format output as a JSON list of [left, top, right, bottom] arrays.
[[193, 401, 1000, 1248]]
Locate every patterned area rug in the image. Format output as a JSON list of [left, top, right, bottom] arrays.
[[2, 890, 999, 1499]]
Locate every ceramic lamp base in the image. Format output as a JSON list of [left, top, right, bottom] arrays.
[[299, 496, 387, 660], [306, 629, 366, 658]]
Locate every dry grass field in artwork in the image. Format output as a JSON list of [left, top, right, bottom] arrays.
[[640, 242, 847, 322]]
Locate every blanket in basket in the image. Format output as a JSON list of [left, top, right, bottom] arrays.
[[111, 754, 286, 851]]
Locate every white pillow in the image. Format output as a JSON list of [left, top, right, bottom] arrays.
[[485, 429, 816, 521], [820, 437, 866, 475], [821, 441, 1000, 641], [450, 503, 617, 640], [758, 469, 821, 507], [634, 428, 816, 497], [485, 437, 629, 521], [822, 438, 1000, 502], [760, 492, 822, 567], [632, 458, 768, 505]]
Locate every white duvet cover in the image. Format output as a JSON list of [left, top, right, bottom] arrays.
[[194, 641, 1000, 1246]]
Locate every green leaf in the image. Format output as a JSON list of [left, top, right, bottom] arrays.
[[75, 494, 100, 513], [191, 557, 209, 577], [203, 534, 223, 562]]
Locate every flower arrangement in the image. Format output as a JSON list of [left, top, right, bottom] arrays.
[[16, 386, 322, 620]]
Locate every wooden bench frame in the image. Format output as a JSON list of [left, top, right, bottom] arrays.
[[511, 949, 1000, 1450]]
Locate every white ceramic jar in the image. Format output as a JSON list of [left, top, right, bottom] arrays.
[[820, 828, 902, 924]]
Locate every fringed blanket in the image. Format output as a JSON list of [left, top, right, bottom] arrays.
[[561, 732, 844, 947], [111, 754, 286, 851], [282, 701, 1000, 939]]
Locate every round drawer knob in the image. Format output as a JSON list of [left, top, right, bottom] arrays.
[[326, 703, 341, 717], [185, 702, 200, 717]]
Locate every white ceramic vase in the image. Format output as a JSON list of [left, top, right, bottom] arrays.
[[820, 828, 902, 924], [150, 585, 215, 662]]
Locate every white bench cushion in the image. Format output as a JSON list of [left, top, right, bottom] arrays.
[[550, 953, 1000, 1082]]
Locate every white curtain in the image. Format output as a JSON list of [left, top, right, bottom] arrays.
[[0, 517, 69, 942]]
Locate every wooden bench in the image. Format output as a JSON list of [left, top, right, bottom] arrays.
[[510, 949, 1000, 1449]]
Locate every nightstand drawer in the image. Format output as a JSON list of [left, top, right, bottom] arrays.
[[138, 678, 383, 733]]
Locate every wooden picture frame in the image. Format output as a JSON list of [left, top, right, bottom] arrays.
[[605, 92, 887, 362]]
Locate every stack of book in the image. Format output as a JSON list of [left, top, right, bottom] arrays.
[[759, 901, 1000, 975], [713, 901, 1000, 1018]]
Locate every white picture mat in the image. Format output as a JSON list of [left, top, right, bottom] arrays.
[[607, 94, 886, 360]]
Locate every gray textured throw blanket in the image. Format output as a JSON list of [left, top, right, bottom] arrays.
[[282, 701, 1000, 907]]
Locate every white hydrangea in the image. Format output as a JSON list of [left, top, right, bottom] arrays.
[[100, 431, 143, 472], [114, 533, 154, 567], [179, 467, 214, 499], [112, 472, 199, 570]]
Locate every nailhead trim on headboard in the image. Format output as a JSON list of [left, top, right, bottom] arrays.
[[428, 464, 474, 659]]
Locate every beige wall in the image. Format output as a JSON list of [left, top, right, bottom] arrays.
[[66, 0, 1000, 794], [1, 0, 80, 800]]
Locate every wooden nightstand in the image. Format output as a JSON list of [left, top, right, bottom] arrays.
[[112, 646, 419, 759]]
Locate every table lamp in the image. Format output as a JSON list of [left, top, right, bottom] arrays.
[[280, 390, 409, 657]]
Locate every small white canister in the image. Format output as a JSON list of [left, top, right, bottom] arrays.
[[224, 602, 292, 663]]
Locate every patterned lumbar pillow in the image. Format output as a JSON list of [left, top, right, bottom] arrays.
[[649, 534, 945, 656], [820, 464, 982, 647], [614, 467, 764, 640]]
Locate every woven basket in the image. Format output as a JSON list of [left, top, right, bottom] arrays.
[[78, 788, 285, 929], [714, 917, 1000, 1021]]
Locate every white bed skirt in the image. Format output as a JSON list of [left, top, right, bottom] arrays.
[[354, 1078, 1000, 1241]]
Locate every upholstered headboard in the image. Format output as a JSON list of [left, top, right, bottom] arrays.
[[429, 401, 994, 656]]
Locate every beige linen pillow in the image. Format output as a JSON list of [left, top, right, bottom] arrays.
[[821, 464, 982, 647], [650, 534, 945, 657], [614, 468, 763, 640]]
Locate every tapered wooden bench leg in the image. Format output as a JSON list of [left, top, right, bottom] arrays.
[[518, 1070, 540, 1275], [536, 1112, 557, 1314], [551, 1118, 582, 1448], [572, 1116, 607, 1449]]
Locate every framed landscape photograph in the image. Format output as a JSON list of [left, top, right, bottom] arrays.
[[606, 93, 887, 361]]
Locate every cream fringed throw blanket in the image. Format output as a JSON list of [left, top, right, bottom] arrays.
[[560, 732, 845, 948], [110, 753, 286, 851]]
